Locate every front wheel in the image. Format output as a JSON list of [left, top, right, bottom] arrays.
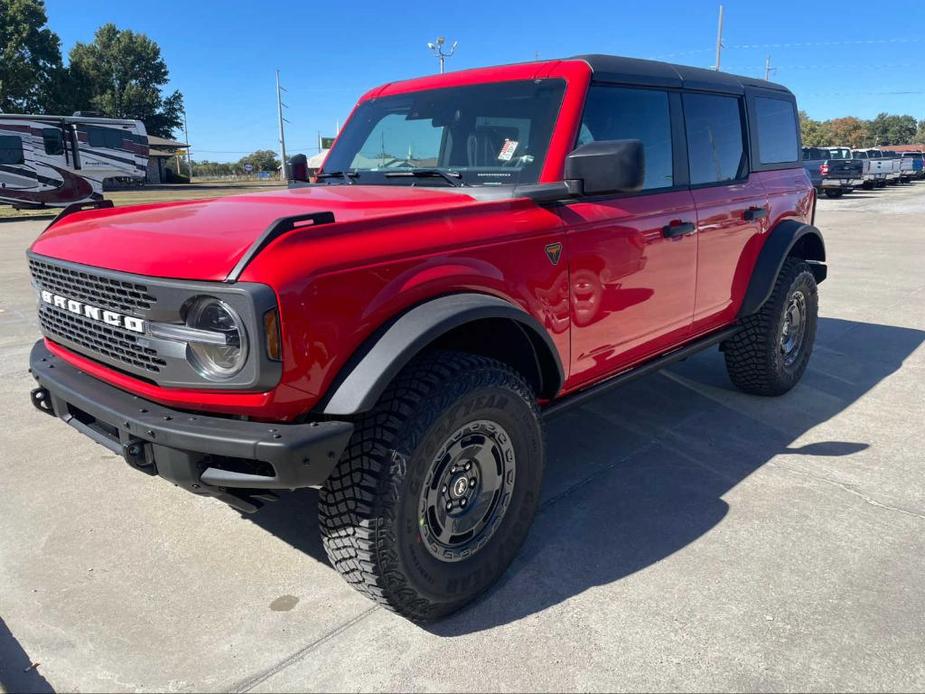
[[722, 257, 818, 396], [319, 351, 544, 621], [823, 189, 844, 198]]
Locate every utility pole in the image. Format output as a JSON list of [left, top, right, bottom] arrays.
[[764, 55, 776, 81], [713, 4, 725, 71], [275, 69, 289, 181], [182, 108, 192, 178], [427, 36, 458, 74]]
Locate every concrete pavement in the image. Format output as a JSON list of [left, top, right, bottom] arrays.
[[1, 183, 923, 692]]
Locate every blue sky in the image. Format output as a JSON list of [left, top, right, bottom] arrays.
[[46, 0, 925, 161]]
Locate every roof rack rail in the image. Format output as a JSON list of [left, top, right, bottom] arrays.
[[226, 211, 336, 282], [45, 199, 114, 231]]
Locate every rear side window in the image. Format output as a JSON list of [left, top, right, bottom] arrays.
[[87, 126, 126, 149], [43, 128, 64, 155], [754, 97, 798, 164], [683, 93, 746, 185], [0, 135, 25, 164], [577, 86, 674, 190]]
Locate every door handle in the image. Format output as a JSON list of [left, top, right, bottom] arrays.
[[662, 221, 697, 238], [744, 206, 768, 221]]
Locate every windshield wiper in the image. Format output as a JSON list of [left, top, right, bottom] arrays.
[[316, 170, 358, 185], [383, 169, 466, 187]]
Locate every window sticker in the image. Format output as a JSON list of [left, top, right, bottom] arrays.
[[497, 139, 519, 161]]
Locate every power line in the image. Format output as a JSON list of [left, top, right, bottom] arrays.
[[729, 37, 924, 49]]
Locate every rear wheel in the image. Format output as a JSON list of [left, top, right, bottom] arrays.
[[319, 351, 544, 621], [722, 257, 818, 396]]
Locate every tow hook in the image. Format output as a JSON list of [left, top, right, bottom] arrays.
[[30, 387, 55, 416], [123, 438, 155, 472]]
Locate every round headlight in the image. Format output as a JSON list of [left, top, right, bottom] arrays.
[[185, 297, 248, 380]]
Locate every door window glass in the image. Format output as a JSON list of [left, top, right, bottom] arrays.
[[578, 86, 673, 190], [43, 128, 64, 155], [683, 93, 747, 184]]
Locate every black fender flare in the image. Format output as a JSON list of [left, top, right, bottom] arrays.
[[739, 220, 826, 318], [321, 293, 564, 416]]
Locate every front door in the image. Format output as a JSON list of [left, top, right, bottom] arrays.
[[564, 85, 697, 388]]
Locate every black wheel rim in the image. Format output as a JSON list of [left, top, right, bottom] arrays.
[[418, 419, 516, 563], [780, 289, 807, 367]]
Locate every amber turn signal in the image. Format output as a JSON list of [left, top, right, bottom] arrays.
[[264, 309, 281, 361]]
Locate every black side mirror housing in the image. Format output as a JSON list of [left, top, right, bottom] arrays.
[[564, 139, 645, 195], [289, 153, 308, 183]]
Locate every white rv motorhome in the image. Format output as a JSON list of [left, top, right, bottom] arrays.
[[0, 114, 148, 208]]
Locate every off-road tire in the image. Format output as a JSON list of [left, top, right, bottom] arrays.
[[722, 257, 818, 396], [319, 350, 544, 621]]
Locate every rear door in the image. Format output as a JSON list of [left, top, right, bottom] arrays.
[[564, 85, 698, 387], [684, 92, 770, 331]]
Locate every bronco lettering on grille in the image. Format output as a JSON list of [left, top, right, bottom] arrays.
[[40, 290, 146, 334]]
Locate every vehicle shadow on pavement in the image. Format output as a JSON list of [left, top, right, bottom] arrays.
[[242, 317, 924, 633], [0, 618, 54, 693]]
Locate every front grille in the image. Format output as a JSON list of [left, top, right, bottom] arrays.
[[39, 306, 167, 373], [29, 258, 157, 313]]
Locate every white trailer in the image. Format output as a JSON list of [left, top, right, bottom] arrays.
[[0, 114, 148, 208]]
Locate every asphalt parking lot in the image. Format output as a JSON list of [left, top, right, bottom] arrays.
[[1, 183, 924, 693]]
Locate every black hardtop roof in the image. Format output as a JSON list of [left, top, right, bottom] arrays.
[[571, 54, 792, 95]]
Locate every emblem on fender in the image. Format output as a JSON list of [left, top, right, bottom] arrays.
[[545, 242, 563, 266], [40, 290, 146, 334]]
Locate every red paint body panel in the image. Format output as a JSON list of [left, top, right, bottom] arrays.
[[563, 190, 698, 388], [30, 60, 814, 422]]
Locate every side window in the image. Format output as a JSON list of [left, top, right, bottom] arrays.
[[0, 135, 25, 165], [87, 127, 125, 149], [754, 97, 798, 164], [43, 128, 64, 156], [578, 86, 673, 190], [87, 127, 106, 148], [683, 93, 746, 185]]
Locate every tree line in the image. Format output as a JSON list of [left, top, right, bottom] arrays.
[[0, 0, 182, 137], [799, 112, 925, 149], [192, 150, 281, 178]]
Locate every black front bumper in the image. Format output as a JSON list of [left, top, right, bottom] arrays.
[[29, 340, 354, 512]]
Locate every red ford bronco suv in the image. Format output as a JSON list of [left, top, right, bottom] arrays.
[[28, 55, 824, 620]]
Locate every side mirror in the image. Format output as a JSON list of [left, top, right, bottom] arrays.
[[289, 153, 308, 183], [564, 139, 645, 195]]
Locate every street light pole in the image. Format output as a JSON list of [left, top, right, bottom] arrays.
[[427, 36, 458, 74], [713, 4, 725, 71]]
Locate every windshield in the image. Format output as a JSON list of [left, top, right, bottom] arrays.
[[322, 79, 566, 186], [828, 147, 850, 159]]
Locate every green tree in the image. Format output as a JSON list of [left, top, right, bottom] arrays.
[[238, 150, 280, 173], [915, 120, 925, 144], [867, 113, 918, 146], [67, 23, 183, 137], [825, 117, 869, 148], [191, 160, 235, 178], [0, 0, 63, 112], [799, 110, 827, 147]]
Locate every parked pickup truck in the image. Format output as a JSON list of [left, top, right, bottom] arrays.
[[852, 148, 890, 188], [801, 146, 863, 197], [900, 151, 925, 179], [882, 150, 922, 182], [865, 149, 903, 185], [26, 55, 825, 620]]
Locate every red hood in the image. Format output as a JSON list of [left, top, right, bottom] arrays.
[[30, 185, 480, 281]]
